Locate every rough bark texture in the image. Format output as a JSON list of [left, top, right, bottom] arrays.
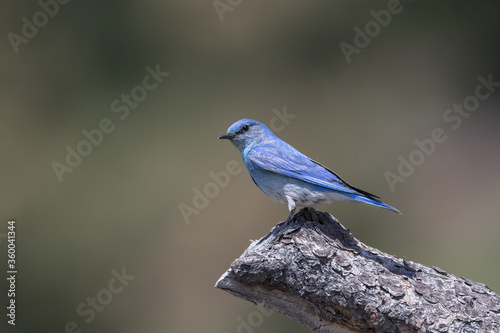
[[215, 208, 500, 333]]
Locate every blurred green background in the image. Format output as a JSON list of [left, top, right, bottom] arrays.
[[1, 1, 499, 332]]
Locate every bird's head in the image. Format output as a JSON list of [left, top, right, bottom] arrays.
[[218, 119, 272, 151]]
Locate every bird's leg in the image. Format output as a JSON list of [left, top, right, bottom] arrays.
[[285, 198, 297, 224], [257, 206, 296, 245], [258, 200, 296, 245], [257, 208, 295, 245], [276, 206, 295, 236], [277, 199, 296, 234], [285, 207, 296, 223]]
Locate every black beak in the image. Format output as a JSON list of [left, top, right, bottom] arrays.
[[218, 133, 235, 140]]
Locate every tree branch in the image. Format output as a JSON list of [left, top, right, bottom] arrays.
[[215, 208, 500, 332]]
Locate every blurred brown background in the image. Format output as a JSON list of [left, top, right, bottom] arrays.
[[1, 1, 499, 332]]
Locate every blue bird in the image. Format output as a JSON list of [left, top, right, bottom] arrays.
[[219, 119, 400, 223]]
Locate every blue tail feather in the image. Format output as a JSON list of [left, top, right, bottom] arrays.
[[347, 194, 400, 214]]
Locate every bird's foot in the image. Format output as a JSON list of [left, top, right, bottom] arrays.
[[274, 209, 297, 240], [256, 209, 297, 245]]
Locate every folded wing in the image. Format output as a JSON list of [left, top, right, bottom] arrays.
[[247, 144, 380, 200]]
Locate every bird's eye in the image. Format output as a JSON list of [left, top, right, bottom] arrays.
[[242, 125, 249, 131]]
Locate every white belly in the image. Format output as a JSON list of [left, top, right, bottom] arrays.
[[252, 169, 351, 208]]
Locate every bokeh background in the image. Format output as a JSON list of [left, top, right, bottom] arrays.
[[1, 1, 499, 332]]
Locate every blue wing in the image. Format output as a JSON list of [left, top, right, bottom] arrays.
[[247, 144, 374, 195]]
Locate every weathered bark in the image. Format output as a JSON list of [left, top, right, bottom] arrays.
[[215, 208, 500, 332]]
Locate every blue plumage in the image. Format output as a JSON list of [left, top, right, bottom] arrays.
[[219, 119, 399, 222]]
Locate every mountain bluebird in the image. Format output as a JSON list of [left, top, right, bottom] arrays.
[[219, 119, 400, 223]]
